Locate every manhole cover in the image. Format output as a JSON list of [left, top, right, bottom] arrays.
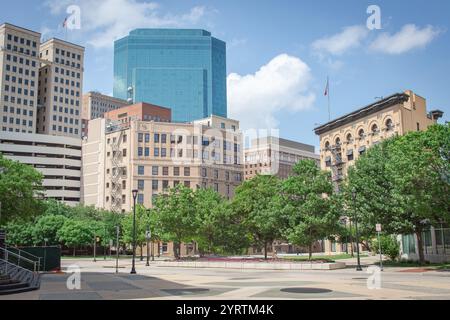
[[281, 288, 333, 294], [162, 288, 209, 296]]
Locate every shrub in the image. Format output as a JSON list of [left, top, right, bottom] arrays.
[[372, 235, 400, 261]]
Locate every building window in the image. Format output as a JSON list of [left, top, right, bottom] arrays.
[[386, 119, 393, 131], [152, 166, 159, 176], [154, 148, 160, 157], [161, 134, 167, 143], [371, 124, 379, 135], [174, 167, 180, 176], [138, 133, 143, 142], [162, 180, 169, 190], [214, 183, 219, 192], [145, 147, 150, 157], [138, 166, 144, 175], [358, 129, 365, 139], [184, 167, 190, 177], [201, 168, 207, 177], [145, 133, 150, 143], [137, 194, 144, 205], [163, 167, 169, 176], [346, 134, 353, 143], [138, 147, 143, 157], [138, 180, 144, 190], [152, 180, 158, 191], [214, 170, 219, 179], [416, 122, 420, 131], [154, 133, 160, 143]]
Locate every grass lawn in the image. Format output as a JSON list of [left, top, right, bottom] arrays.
[[282, 253, 368, 262]]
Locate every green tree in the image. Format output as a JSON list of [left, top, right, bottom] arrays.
[[233, 174, 284, 259], [343, 138, 398, 250], [282, 160, 341, 260], [385, 124, 450, 264], [193, 188, 249, 255], [344, 124, 450, 264], [121, 205, 150, 258], [4, 220, 35, 246], [32, 214, 68, 246], [57, 219, 99, 256], [0, 154, 45, 225], [153, 185, 197, 259]]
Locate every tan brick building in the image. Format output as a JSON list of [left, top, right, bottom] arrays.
[[36, 38, 84, 138], [244, 136, 319, 180], [314, 90, 444, 254], [82, 110, 244, 257], [82, 91, 129, 120]]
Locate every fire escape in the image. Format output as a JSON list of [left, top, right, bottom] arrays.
[[108, 123, 124, 214], [330, 142, 344, 193]]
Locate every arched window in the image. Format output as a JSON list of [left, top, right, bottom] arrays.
[[386, 119, 393, 131], [335, 137, 341, 146], [358, 129, 365, 138], [371, 124, 379, 134], [324, 141, 330, 150], [346, 133, 353, 142]]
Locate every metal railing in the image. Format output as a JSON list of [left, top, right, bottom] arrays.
[[0, 247, 40, 273], [0, 259, 40, 289], [6, 245, 41, 266]]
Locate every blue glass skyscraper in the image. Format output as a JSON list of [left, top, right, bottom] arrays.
[[114, 29, 227, 122]]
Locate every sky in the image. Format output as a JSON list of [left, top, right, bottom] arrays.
[[1, 0, 449, 150]]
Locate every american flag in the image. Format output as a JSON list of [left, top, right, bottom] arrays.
[[324, 77, 329, 96]]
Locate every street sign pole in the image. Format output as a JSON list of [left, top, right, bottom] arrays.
[[376, 224, 383, 271]]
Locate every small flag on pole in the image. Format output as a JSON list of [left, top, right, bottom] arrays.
[[63, 17, 68, 29], [324, 77, 329, 96]]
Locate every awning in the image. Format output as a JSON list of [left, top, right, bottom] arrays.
[[347, 149, 354, 156], [358, 146, 366, 153]]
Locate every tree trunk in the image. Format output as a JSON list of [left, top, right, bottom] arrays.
[[416, 230, 425, 265], [140, 244, 143, 261], [73, 247, 76, 256], [174, 242, 180, 260], [309, 243, 312, 261], [264, 241, 268, 260]]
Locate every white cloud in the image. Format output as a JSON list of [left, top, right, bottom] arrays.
[[228, 38, 247, 49], [312, 25, 369, 56], [227, 54, 315, 130], [369, 24, 441, 54], [44, 0, 210, 48]]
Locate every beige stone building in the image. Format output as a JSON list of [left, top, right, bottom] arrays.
[[314, 90, 444, 254], [82, 112, 243, 212], [82, 110, 243, 256], [0, 23, 41, 134], [36, 38, 84, 138], [244, 136, 319, 181], [82, 91, 129, 120]]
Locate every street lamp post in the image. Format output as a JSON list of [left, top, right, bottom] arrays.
[[131, 189, 138, 274], [146, 226, 150, 267], [352, 190, 363, 271]]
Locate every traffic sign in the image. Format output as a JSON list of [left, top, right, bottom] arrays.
[[376, 224, 382, 232]]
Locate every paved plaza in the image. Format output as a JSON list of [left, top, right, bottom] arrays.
[[2, 257, 450, 300]]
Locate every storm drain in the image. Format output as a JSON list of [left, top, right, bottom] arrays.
[[280, 288, 333, 294]]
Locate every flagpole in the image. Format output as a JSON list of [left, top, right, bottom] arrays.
[[327, 76, 331, 121]]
